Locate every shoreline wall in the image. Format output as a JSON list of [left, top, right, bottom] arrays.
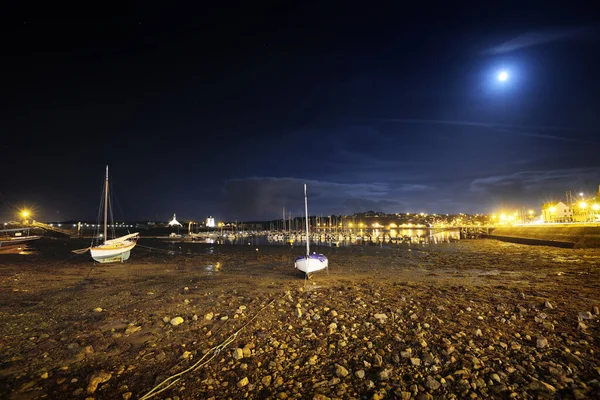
[[487, 226, 600, 248]]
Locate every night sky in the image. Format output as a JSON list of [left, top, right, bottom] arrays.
[[2, 5, 600, 222]]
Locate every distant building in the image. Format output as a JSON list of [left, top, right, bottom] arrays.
[[168, 213, 182, 227], [206, 216, 215, 228], [541, 202, 572, 223]]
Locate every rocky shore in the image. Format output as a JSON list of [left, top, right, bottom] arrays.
[[1, 240, 599, 399]]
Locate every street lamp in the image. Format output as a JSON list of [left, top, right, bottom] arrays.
[[579, 202, 588, 223]]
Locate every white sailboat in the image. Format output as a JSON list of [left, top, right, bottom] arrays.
[[294, 184, 328, 277], [74, 166, 139, 263]]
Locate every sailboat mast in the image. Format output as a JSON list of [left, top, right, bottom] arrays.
[[104, 165, 108, 245], [304, 184, 310, 256]]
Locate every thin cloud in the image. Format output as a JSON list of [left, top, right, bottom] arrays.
[[481, 27, 594, 54], [221, 177, 432, 219], [470, 168, 600, 196], [379, 118, 599, 144]]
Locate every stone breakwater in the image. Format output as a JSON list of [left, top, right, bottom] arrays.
[[489, 226, 600, 248], [0, 241, 598, 399]]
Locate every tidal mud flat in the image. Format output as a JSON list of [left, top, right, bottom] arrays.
[[0, 240, 599, 399]]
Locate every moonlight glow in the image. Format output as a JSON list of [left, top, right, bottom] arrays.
[[497, 71, 509, 82]]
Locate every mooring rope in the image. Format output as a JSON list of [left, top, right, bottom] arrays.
[[139, 293, 284, 400]]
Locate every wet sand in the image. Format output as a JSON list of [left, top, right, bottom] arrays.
[[1, 239, 599, 399]]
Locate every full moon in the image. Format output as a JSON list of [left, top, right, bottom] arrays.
[[497, 71, 509, 82]]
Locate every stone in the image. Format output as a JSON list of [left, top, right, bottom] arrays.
[[93, 307, 103, 313], [528, 379, 556, 392], [378, 369, 392, 380], [490, 373, 501, 383], [537, 336, 548, 349], [242, 346, 252, 358], [125, 325, 141, 335], [237, 377, 249, 388], [261, 375, 272, 386], [328, 323, 338, 334], [335, 364, 349, 377], [308, 355, 318, 365], [122, 392, 132, 400], [87, 371, 112, 394], [578, 322, 588, 331], [233, 348, 244, 360], [373, 313, 388, 322], [162, 317, 170, 323], [204, 312, 214, 320], [170, 317, 184, 326], [294, 308, 303, 318], [593, 306, 599, 315], [425, 375, 441, 391], [410, 358, 421, 366], [355, 370, 365, 379], [182, 351, 192, 359], [40, 372, 48, 379], [544, 301, 553, 309], [578, 311, 593, 320], [475, 329, 482, 337]]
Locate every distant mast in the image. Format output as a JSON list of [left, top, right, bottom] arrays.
[[104, 165, 108, 244], [304, 184, 310, 257]]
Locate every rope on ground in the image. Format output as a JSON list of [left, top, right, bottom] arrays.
[[139, 293, 285, 400], [135, 244, 184, 255]]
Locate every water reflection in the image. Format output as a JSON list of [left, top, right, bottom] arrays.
[[167, 229, 461, 248]]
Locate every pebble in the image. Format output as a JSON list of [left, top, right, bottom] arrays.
[[410, 358, 421, 366], [328, 323, 338, 334], [294, 308, 303, 318], [262, 375, 272, 386], [378, 369, 392, 380], [536, 336, 548, 349], [578, 311, 593, 320], [125, 325, 141, 335], [373, 313, 388, 322], [87, 371, 112, 394], [335, 364, 349, 377], [425, 375, 441, 390], [475, 328, 482, 337], [170, 317, 184, 326], [122, 392, 132, 400], [544, 301, 553, 309], [237, 377, 249, 388], [233, 348, 244, 360], [204, 312, 214, 320], [355, 370, 365, 379], [93, 307, 103, 313], [182, 351, 192, 359]]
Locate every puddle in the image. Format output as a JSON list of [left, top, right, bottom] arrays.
[[201, 262, 222, 274]]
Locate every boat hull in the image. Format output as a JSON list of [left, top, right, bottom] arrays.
[[294, 254, 328, 274], [91, 240, 137, 263]]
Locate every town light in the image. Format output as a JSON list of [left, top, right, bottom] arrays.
[[549, 207, 556, 213], [20, 209, 30, 218], [593, 204, 600, 211], [528, 210, 534, 215], [579, 202, 587, 209]]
